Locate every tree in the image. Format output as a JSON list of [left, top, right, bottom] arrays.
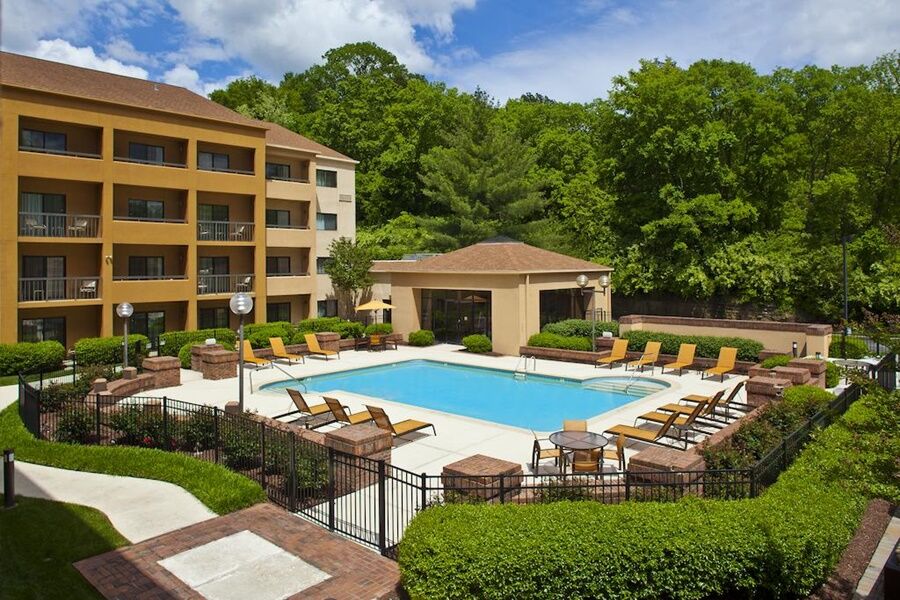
[[324, 237, 373, 318]]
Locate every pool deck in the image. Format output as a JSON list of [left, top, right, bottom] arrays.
[[151, 344, 744, 475]]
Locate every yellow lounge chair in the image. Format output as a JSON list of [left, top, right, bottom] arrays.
[[269, 337, 304, 365], [635, 396, 712, 430], [662, 343, 696, 375], [681, 382, 748, 422], [304, 333, 340, 360], [654, 389, 725, 418], [604, 412, 683, 448], [241, 339, 271, 369], [627, 341, 661, 372], [366, 405, 435, 438], [273, 389, 334, 425], [324, 396, 373, 425], [596, 339, 629, 369], [704, 347, 738, 381]]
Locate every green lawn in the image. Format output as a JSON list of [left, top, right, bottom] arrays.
[[0, 368, 74, 387], [0, 404, 266, 514], [0, 495, 127, 600]]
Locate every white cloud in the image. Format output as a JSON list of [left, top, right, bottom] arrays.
[[28, 39, 149, 78], [105, 37, 153, 65], [0, 0, 103, 50], [161, 63, 244, 96]]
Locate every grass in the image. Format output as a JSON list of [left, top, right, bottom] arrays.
[[0, 494, 127, 599], [0, 404, 266, 515], [0, 368, 74, 387]]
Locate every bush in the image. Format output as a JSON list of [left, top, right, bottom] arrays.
[[826, 362, 841, 387], [526, 332, 593, 352], [74, 334, 149, 366], [72, 365, 117, 397], [462, 334, 492, 353], [245, 322, 296, 348], [408, 330, 435, 347], [55, 408, 93, 444], [0, 341, 66, 376], [622, 330, 763, 361], [221, 419, 261, 470], [542, 319, 619, 337], [760, 354, 792, 369], [364, 323, 393, 336], [108, 406, 165, 448], [829, 337, 869, 359], [159, 328, 236, 357], [178, 406, 217, 451], [334, 321, 365, 339], [296, 317, 343, 333], [178, 343, 193, 369], [399, 387, 899, 599]]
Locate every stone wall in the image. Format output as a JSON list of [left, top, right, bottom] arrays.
[[519, 344, 757, 373], [90, 356, 181, 399]]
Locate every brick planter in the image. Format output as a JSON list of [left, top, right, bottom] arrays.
[[788, 358, 828, 388], [746, 375, 792, 408], [191, 343, 223, 371], [442, 454, 523, 500], [142, 356, 180, 388], [325, 424, 392, 495], [201, 349, 238, 380], [316, 332, 341, 353]]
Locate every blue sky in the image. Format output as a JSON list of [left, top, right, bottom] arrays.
[[2, 1, 897, 101]]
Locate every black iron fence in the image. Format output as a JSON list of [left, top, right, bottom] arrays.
[[16, 353, 896, 557]]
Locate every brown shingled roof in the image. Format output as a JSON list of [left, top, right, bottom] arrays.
[[263, 122, 355, 162], [1, 51, 264, 129], [370, 239, 611, 274]]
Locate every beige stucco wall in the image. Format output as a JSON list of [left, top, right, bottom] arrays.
[[314, 157, 356, 307]]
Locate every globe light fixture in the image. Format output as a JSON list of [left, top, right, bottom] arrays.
[[116, 302, 134, 367], [230, 292, 254, 412]]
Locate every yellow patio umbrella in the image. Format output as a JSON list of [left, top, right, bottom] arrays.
[[355, 299, 396, 325]]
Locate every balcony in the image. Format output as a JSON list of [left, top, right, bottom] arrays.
[[19, 276, 100, 302], [19, 117, 102, 160], [197, 221, 254, 242], [266, 272, 313, 296], [197, 142, 255, 176], [18, 146, 101, 160], [113, 156, 187, 168], [19, 213, 100, 238], [197, 273, 254, 295]]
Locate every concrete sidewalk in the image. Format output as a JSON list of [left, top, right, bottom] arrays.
[[1, 461, 215, 542]]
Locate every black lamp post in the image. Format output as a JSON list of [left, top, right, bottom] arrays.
[[116, 302, 133, 368], [230, 292, 253, 413]]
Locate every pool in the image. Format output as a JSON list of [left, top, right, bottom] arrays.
[[261, 360, 669, 431]]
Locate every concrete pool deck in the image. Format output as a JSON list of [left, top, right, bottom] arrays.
[[151, 344, 743, 474]]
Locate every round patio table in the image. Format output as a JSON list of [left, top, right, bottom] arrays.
[[548, 430, 609, 452]]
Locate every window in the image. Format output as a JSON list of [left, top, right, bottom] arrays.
[[21, 317, 66, 346], [198, 151, 229, 171], [128, 256, 165, 279], [20, 129, 66, 152], [266, 163, 290, 179], [128, 142, 164, 164], [267, 303, 291, 322], [317, 299, 338, 317], [198, 204, 229, 222], [199, 256, 229, 274], [316, 212, 337, 231], [265, 209, 291, 227], [20, 192, 65, 214], [131, 311, 165, 342], [266, 256, 291, 275], [199, 307, 229, 329], [128, 199, 165, 220], [22, 255, 66, 300], [316, 257, 332, 274], [316, 169, 337, 187]]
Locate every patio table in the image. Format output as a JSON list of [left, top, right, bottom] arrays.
[[549, 430, 609, 472]]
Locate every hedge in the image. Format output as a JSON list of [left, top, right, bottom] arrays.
[[296, 317, 343, 333], [399, 386, 899, 599], [542, 318, 619, 337], [365, 323, 394, 336], [622, 330, 763, 362], [159, 328, 236, 357], [462, 334, 492, 353], [0, 341, 66, 376], [829, 337, 869, 359], [408, 330, 435, 347], [526, 332, 592, 352], [245, 322, 295, 349], [759, 354, 792, 369], [825, 362, 841, 388], [74, 335, 149, 366]]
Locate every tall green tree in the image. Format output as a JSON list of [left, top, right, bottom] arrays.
[[324, 237, 373, 318]]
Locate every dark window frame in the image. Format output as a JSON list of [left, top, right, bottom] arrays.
[[316, 212, 337, 231], [266, 256, 291, 275], [265, 209, 291, 227], [127, 198, 165, 220], [128, 142, 165, 164], [128, 256, 165, 278], [198, 151, 230, 171], [20, 128, 67, 151], [198, 307, 229, 329], [317, 299, 338, 317], [20, 316, 66, 346], [267, 302, 292, 322], [266, 162, 291, 179]]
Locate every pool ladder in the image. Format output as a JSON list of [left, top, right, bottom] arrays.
[[515, 354, 537, 379]]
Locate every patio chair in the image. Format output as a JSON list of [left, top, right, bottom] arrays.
[[241, 339, 271, 369], [661, 344, 696, 375], [704, 347, 738, 381], [324, 396, 373, 425], [571, 449, 602, 473], [601, 433, 627, 472], [273, 388, 333, 422], [681, 381, 749, 422], [79, 279, 97, 297], [653, 389, 725, 420], [626, 341, 661, 372], [304, 333, 339, 360], [633, 398, 710, 444], [269, 337, 304, 365], [531, 430, 564, 471], [562, 419, 587, 431], [603, 411, 685, 449], [24, 216, 47, 235], [595, 339, 628, 369], [366, 405, 435, 438], [67, 217, 88, 236], [237, 275, 252, 292], [230, 224, 246, 240]]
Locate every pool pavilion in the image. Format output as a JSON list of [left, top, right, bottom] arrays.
[[370, 237, 613, 355]]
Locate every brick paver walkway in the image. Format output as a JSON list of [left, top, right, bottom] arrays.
[[75, 503, 403, 600]]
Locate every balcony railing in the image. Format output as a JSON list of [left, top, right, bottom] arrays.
[[113, 275, 188, 281], [19, 276, 100, 302], [197, 221, 254, 242], [265, 223, 310, 230], [266, 271, 310, 277], [266, 175, 310, 183], [19, 213, 101, 238], [19, 145, 102, 159], [197, 273, 254, 295], [113, 156, 187, 168], [198, 165, 255, 176], [113, 215, 187, 224]]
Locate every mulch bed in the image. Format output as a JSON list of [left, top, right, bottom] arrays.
[[807, 498, 894, 600]]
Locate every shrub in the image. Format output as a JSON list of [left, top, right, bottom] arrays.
[[334, 321, 365, 339], [40, 383, 77, 413], [245, 322, 296, 348], [221, 419, 261, 470], [408, 330, 435, 347], [178, 406, 217, 451], [159, 328, 236, 357], [178, 343, 193, 369], [622, 330, 763, 361], [462, 334, 492, 353], [399, 387, 899, 600], [364, 323, 393, 336], [296, 317, 343, 333], [108, 405, 165, 448], [760, 354, 792, 369], [72, 365, 117, 397], [542, 319, 619, 337], [74, 334, 149, 366], [829, 337, 869, 359], [0, 341, 66, 376], [55, 408, 93, 444], [526, 332, 593, 352], [826, 361, 841, 387]]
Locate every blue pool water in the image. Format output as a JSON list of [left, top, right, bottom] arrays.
[[261, 360, 668, 431]]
